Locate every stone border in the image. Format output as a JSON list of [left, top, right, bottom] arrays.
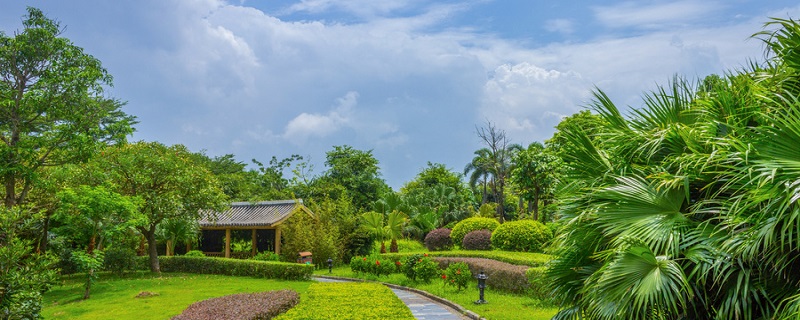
[[314, 275, 485, 320]]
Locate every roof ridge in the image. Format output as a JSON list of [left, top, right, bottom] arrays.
[[229, 199, 303, 206]]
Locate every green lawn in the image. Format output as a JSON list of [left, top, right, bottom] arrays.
[[43, 272, 313, 319], [315, 267, 558, 320]]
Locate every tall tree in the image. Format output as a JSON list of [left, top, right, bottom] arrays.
[[91, 142, 227, 272], [0, 7, 135, 208], [322, 145, 389, 210], [510, 142, 561, 221], [464, 148, 493, 205], [474, 121, 521, 222]]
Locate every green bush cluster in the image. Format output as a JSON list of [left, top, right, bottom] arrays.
[[435, 257, 532, 294], [450, 217, 499, 247], [135, 256, 313, 280], [349, 255, 397, 277], [525, 266, 549, 300], [462, 230, 492, 250], [382, 250, 552, 267], [410, 256, 439, 283], [442, 262, 472, 291], [251, 251, 281, 262], [275, 282, 414, 320], [103, 247, 138, 275], [184, 250, 206, 257], [490, 220, 553, 252]]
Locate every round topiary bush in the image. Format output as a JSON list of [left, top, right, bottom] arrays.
[[424, 228, 453, 251], [451, 217, 500, 247], [462, 229, 492, 250], [490, 219, 553, 252]]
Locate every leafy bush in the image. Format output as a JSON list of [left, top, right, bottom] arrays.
[[135, 256, 313, 280], [435, 257, 531, 293], [350, 256, 370, 275], [491, 220, 553, 252], [442, 262, 472, 291], [350, 255, 395, 277], [104, 247, 138, 275], [275, 282, 414, 320], [462, 230, 492, 250], [424, 228, 453, 251], [251, 251, 281, 262], [184, 250, 205, 257], [525, 266, 549, 300], [450, 217, 499, 247], [173, 290, 299, 320], [382, 250, 552, 267], [411, 257, 440, 283]]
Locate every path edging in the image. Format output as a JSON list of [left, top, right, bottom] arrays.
[[314, 275, 485, 320]]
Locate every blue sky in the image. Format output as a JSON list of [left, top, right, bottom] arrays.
[[2, 0, 798, 189]]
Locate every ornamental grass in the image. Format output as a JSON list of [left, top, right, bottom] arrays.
[[275, 282, 414, 320]]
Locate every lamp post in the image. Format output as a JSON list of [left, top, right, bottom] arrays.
[[475, 271, 488, 304], [327, 258, 333, 274]]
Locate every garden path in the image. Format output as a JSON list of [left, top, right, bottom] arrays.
[[314, 276, 472, 320]]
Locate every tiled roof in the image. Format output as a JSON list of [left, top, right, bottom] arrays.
[[199, 200, 305, 228]]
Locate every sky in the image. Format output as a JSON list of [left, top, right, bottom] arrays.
[[2, 0, 798, 189]]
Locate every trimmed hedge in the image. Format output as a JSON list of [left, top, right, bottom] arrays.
[[462, 230, 492, 250], [450, 217, 499, 247], [525, 266, 548, 300], [136, 256, 313, 280], [381, 250, 552, 268], [491, 220, 552, 252], [173, 290, 299, 320], [275, 282, 414, 320], [434, 257, 531, 293], [424, 228, 453, 251]]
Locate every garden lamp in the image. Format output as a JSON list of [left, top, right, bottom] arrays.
[[327, 258, 333, 273], [475, 271, 488, 304]]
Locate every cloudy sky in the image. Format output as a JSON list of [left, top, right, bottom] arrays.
[[2, 1, 798, 189]]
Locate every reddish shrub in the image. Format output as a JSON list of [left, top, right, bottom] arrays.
[[462, 230, 492, 250], [424, 228, 453, 251], [172, 290, 299, 320], [434, 257, 530, 293]]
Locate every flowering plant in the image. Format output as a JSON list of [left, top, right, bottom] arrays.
[[443, 262, 472, 291]]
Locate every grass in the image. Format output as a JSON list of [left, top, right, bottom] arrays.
[[315, 267, 558, 320], [43, 272, 312, 319]]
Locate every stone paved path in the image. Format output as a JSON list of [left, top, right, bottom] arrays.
[[314, 277, 469, 320]]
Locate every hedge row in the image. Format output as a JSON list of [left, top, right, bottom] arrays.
[[136, 256, 314, 280], [434, 257, 532, 294], [173, 290, 299, 320], [275, 282, 414, 320], [380, 250, 551, 267]]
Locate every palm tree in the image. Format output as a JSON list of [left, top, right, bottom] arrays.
[[547, 18, 800, 319], [464, 148, 493, 205]]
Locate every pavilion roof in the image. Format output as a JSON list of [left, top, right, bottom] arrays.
[[199, 200, 307, 228]]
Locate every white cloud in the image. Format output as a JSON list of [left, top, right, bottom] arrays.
[[283, 91, 358, 144], [544, 19, 574, 35], [593, 1, 723, 30]]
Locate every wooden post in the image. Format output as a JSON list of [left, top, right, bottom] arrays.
[[274, 227, 281, 255], [251, 229, 257, 256], [225, 228, 231, 258]]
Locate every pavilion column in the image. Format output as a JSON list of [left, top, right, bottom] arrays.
[[274, 227, 281, 255], [251, 229, 257, 256], [225, 228, 231, 258]]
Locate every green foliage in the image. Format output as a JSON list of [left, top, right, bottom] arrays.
[[435, 257, 532, 294], [103, 247, 138, 276], [491, 220, 552, 252], [70, 250, 104, 299], [320, 145, 390, 211], [526, 267, 549, 300], [280, 206, 339, 267], [442, 262, 472, 291], [275, 282, 414, 320], [450, 217, 499, 247], [349, 255, 396, 277], [229, 238, 252, 253], [251, 251, 281, 262], [510, 143, 561, 221], [382, 250, 552, 268], [401, 254, 425, 281], [476, 203, 497, 218], [411, 257, 440, 283], [0, 7, 135, 208], [139, 256, 313, 280], [0, 207, 59, 319], [424, 228, 453, 251], [184, 250, 206, 257], [462, 229, 492, 250]]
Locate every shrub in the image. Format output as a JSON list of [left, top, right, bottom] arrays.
[[412, 257, 440, 283], [442, 262, 472, 291], [462, 230, 492, 250], [350, 256, 370, 274], [350, 255, 395, 277], [434, 257, 531, 293], [491, 220, 553, 252], [450, 217, 499, 247], [173, 290, 299, 320], [103, 247, 138, 275], [275, 283, 413, 320], [526, 266, 549, 300], [401, 254, 425, 281], [136, 256, 313, 280], [382, 250, 552, 267], [424, 228, 453, 251], [184, 250, 205, 257], [252, 251, 280, 262]]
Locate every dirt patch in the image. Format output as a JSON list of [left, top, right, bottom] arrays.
[[135, 291, 160, 298]]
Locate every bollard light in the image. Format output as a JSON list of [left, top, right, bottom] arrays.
[[474, 271, 488, 304], [327, 258, 333, 274]]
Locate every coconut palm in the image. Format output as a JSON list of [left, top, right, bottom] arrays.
[[464, 148, 493, 204]]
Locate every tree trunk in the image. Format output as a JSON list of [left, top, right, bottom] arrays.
[[4, 174, 15, 208], [166, 239, 173, 256], [481, 179, 488, 204], [390, 239, 398, 253], [379, 241, 386, 254], [144, 227, 160, 273], [83, 269, 93, 300]]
